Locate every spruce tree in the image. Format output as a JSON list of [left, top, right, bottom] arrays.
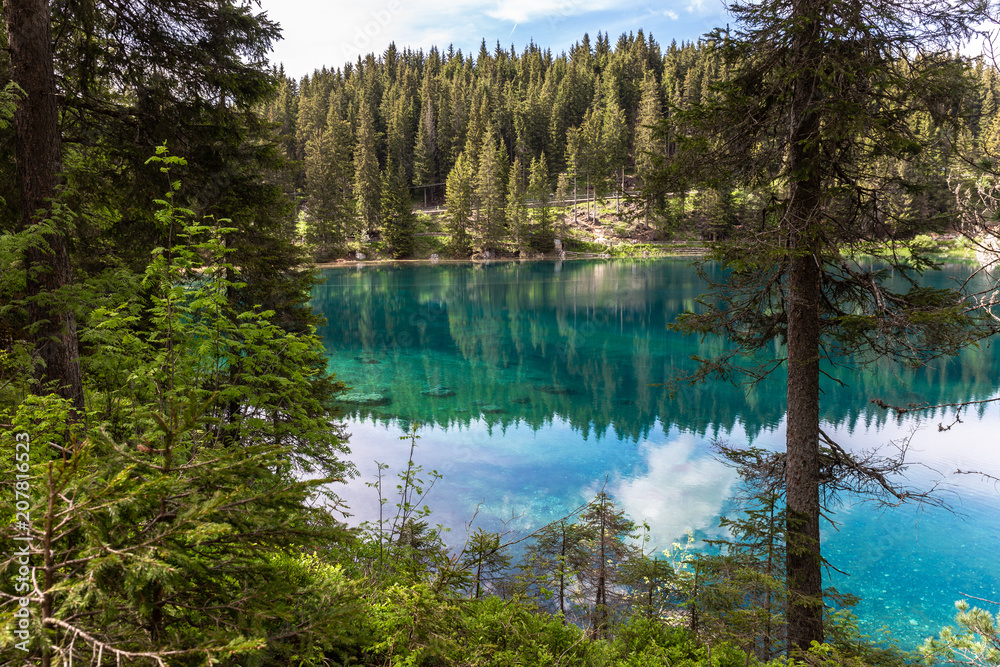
[[528, 154, 555, 252], [577, 493, 641, 638], [381, 86, 417, 257], [520, 519, 591, 621], [0, 158, 353, 665], [668, 0, 990, 651], [635, 71, 664, 228], [602, 97, 629, 214], [413, 74, 438, 205], [460, 529, 511, 599], [354, 84, 382, 245], [381, 157, 416, 258], [506, 156, 530, 254], [3, 0, 83, 411], [261, 70, 301, 195], [445, 151, 475, 256], [303, 105, 356, 257], [474, 125, 508, 255]]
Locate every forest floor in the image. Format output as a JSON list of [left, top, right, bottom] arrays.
[[313, 198, 705, 266], [310, 198, 979, 265]]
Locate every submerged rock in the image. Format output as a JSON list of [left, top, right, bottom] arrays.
[[511, 397, 532, 405], [339, 392, 391, 406], [422, 386, 456, 398], [479, 404, 505, 414], [354, 356, 381, 364], [538, 384, 573, 395]]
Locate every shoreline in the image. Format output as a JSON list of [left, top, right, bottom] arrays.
[[307, 244, 710, 269], [307, 246, 979, 269]]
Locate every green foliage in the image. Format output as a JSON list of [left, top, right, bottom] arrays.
[[446, 152, 475, 256], [528, 154, 556, 252], [696, 445, 787, 659], [354, 85, 383, 243], [381, 160, 417, 259], [578, 492, 643, 637], [362, 424, 451, 585], [0, 157, 353, 665], [474, 126, 509, 255], [0, 82, 18, 132], [460, 528, 512, 599], [84, 149, 350, 479], [520, 518, 593, 619], [303, 115, 355, 259], [507, 157, 531, 254], [0, 394, 353, 665], [361, 584, 592, 666], [607, 617, 751, 667], [922, 600, 1000, 667]]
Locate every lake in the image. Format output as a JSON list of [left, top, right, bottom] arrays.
[[310, 258, 1000, 650]]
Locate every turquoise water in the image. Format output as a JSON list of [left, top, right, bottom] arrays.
[[311, 258, 1000, 650]]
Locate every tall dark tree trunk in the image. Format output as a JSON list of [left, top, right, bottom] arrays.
[[784, 0, 825, 651], [558, 523, 567, 620], [785, 242, 823, 651], [4, 0, 84, 412]]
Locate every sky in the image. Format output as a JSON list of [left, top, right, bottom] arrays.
[[256, 0, 733, 79]]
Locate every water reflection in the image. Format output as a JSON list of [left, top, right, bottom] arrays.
[[313, 259, 1000, 650], [313, 259, 998, 441], [606, 433, 738, 548]]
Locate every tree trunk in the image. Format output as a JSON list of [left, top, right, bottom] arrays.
[[785, 242, 822, 651], [4, 0, 84, 412], [558, 523, 566, 620], [784, 0, 825, 651]]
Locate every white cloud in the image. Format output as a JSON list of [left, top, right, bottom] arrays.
[[601, 434, 738, 552], [261, 0, 727, 78], [486, 0, 620, 24]]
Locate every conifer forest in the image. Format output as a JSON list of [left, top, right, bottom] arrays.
[[3, 0, 1000, 665]]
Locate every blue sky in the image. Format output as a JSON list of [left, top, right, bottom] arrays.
[[258, 0, 733, 79]]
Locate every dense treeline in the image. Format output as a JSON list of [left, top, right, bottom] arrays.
[[2, 0, 998, 662], [263, 32, 1000, 260], [0, 1, 351, 664], [314, 260, 999, 443]]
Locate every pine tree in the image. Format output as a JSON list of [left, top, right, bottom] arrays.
[[506, 156, 530, 254], [445, 151, 475, 256], [635, 71, 664, 228], [381, 86, 417, 257], [381, 157, 416, 258], [296, 76, 331, 161], [602, 97, 628, 214], [460, 529, 511, 599], [520, 519, 592, 621], [413, 74, 439, 205], [354, 83, 382, 245], [555, 172, 573, 238], [303, 104, 356, 258], [528, 154, 555, 252], [669, 0, 990, 651], [577, 493, 641, 638], [695, 446, 787, 659], [3, 0, 83, 411], [261, 69, 299, 194], [0, 160, 353, 665], [474, 125, 508, 255]]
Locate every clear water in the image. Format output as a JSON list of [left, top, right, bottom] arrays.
[[311, 258, 1000, 650]]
